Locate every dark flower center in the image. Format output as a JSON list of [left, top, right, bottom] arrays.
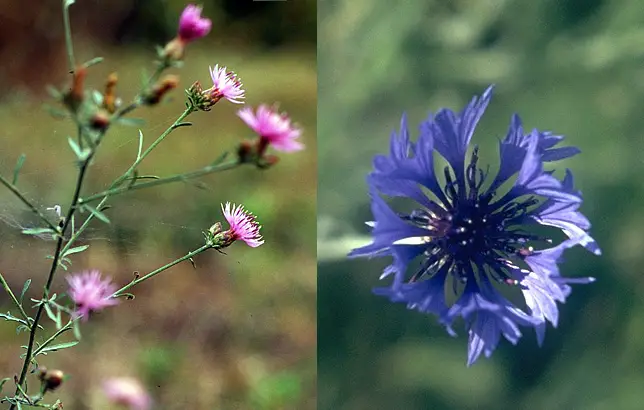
[[401, 146, 546, 286]]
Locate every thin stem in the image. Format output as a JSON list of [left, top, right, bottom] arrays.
[[114, 62, 169, 118], [0, 174, 60, 234], [80, 159, 240, 204], [11, 160, 91, 407], [124, 106, 194, 178], [62, 0, 75, 73], [113, 244, 211, 298], [75, 106, 196, 207], [63, 108, 196, 255], [0, 272, 30, 322], [31, 321, 74, 358]]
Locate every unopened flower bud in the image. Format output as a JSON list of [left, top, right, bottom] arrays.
[[185, 81, 216, 111], [143, 75, 180, 106], [208, 222, 222, 236], [236, 141, 255, 164], [161, 37, 186, 62], [90, 109, 111, 131], [103, 72, 119, 113], [63, 66, 87, 112], [39, 368, 65, 391]]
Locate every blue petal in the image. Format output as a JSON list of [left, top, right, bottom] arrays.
[[488, 114, 527, 193], [379, 245, 427, 281], [348, 192, 430, 258], [389, 120, 449, 205], [421, 86, 493, 181], [367, 174, 443, 214], [373, 265, 450, 318], [450, 278, 536, 366], [493, 132, 581, 209], [531, 170, 601, 255], [538, 131, 580, 161]]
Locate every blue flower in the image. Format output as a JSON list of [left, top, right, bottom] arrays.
[[349, 86, 600, 366]]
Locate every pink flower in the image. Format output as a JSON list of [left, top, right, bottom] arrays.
[[221, 202, 264, 247], [103, 377, 152, 410], [237, 105, 304, 152], [208, 65, 245, 104], [66, 270, 118, 321], [177, 4, 211, 42]]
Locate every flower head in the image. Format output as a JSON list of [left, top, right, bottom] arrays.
[[238, 104, 304, 152], [207, 203, 264, 248], [103, 377, 152, 410], [66, 270, 118, 321], [350, 86, 600, 366], [177, 4, 211, 42], [208, 65, 245, 104]]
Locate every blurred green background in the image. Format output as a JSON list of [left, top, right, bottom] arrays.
[[318, 1, 643, 409], [0, 0, 315, 409]]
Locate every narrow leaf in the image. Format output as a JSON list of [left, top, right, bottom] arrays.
[[59, 258, 71, 270], [0, 377, 10, 393], [1, 312, 28, 326], [91, 90, 103, 105], [56, 309, 62, 330], [22, 227, 56, 236], [43, 303, 61, 329], [68, 137, 90, 161], [81, 203, 111, 224], [62, 244, 89, 258], [19, 279, 31, 304], [12, 154, 26, 185], [117, 117, 146, 127], [137, 129, 144, 160], [82, 56, 103, 68], [73, 320, 82, 340], [37, 341, 79, 355]]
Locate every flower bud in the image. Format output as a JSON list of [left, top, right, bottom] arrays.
[[143, 75, 180, 106], [90, 109, 111, 131], [38, 368, 65, 392], [103, 72, 119, 113], [208, 222, 223, 236], [63, 66, 87, 112], [236, 141, 255, 164]]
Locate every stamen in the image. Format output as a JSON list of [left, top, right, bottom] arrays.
[[443, 166, 458, 204]]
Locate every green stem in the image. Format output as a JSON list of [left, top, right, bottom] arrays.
[[10, 160, 91, 408], [62, 0, 75, 73], [113, 244, 210, 298], [114, 62, 169, 118], [62, 108, 196, 256], [80, 159, 240, 204], [0, 272, 30, 322], [31, 321, 73, 358], [75, 105, 196, 207], [0, 174, 61, 234]]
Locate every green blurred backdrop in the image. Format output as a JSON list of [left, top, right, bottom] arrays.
[[0, 1, 315, 409], [319, 1, 643, 409]]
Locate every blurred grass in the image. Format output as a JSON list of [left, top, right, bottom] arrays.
[[318, 0, 644, 409], [0, 39, 315, 410]]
